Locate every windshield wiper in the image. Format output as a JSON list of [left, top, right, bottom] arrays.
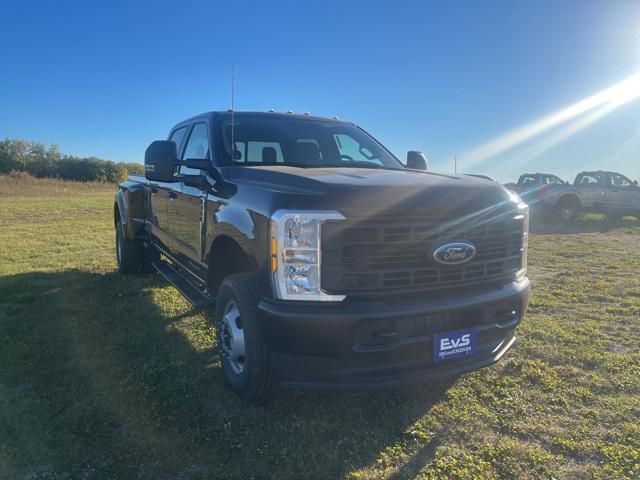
[[234, 162, 403, 171], [303, 162, 402, 171]]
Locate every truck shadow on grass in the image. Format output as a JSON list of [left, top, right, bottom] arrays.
[[0, 269, 452, 479]]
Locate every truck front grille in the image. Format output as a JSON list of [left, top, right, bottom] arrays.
[[321, 207, 525, 296]]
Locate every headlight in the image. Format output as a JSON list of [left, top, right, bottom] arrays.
[[515, 200, 529, 281], [270, 210, 345, 301]]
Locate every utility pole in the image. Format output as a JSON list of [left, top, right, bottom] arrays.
[[454, 155, 458, 174]]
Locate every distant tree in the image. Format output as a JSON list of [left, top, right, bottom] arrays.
[[124, 162, 144, 175], [0, 138, 143, 183], [0, 139, 30, 173]]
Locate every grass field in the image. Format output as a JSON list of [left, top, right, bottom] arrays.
[[0, 175, 639, 479]]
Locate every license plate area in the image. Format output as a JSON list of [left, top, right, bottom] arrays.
[[355, 311, 465, 348], [433, 328, 477, 362]]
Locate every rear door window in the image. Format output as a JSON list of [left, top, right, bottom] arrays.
[[518, 175, 537, 185], [248, 141, 284, 163], [609, 174, 633, 187], [577, 174, 600, 184]]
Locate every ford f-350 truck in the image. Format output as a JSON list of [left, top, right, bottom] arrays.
[[114, 111, 531, 400]]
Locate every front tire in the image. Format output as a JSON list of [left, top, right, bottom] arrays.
[[215, 273, 275, 401], [115, 219, 144, 274], [557, 198, 579, 222]]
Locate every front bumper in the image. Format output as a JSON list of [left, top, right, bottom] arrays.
[[258, 278, 530, 389]]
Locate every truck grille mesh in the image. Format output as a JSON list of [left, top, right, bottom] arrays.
[[321, 208, 524, 296]]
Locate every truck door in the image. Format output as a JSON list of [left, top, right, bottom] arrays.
[[165, 122, 210, 279], [148, 125, 189, 252], [575, 173, 604, 208], [604, 173, 639, 210]]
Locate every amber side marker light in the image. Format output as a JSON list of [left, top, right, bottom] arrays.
[[270, 236, 278, 272]]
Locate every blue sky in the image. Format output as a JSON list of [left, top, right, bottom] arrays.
[[1, 0, 639, 182]]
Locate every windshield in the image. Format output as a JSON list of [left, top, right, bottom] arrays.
[[216, 114, 404, 169]]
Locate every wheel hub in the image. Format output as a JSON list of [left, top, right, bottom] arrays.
[[220, 300, 245, 374], [561, 207, 574, 219]]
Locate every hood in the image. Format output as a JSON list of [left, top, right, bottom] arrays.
[[226, 166, 514, 215]]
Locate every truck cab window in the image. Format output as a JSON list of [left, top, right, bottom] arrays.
[[544, 175, 564, 185], [519, 175, 537, 185], [233, 142, 246, 162], [577, 174, 599, 184], [334, 134, 382, 165], [609, 174, 633, 187], [220, 115, 402, 169], [169, 126, 188, 158], [181, 123, 210, 175], [249, 142, 284, 163], [232, 141, 284, 163]]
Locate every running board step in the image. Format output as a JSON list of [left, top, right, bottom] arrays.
[[152, 259, 215, 309]]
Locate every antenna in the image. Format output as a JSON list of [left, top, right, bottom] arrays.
[[230, 65, 236, 160]]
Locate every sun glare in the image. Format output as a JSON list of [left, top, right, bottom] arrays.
[[461, 72, 640, 168]]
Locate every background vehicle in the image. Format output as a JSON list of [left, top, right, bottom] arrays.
[[542, 171, 639, 221], [115, 111, 530, 400], [507, 172, 567, 206], [507, 170, 640, 221]]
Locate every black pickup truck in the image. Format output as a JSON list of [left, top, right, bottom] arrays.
[[114, 111, 530, 400]]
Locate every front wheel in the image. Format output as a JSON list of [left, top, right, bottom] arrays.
[[557, 199, 579, 222], [214, 273, 276, 401]]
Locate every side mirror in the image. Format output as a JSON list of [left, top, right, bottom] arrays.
[[145, 140, 178, 182], [406, 151, 428, 170], [182, 158, 224, 186], [634, 180, 638, 186]]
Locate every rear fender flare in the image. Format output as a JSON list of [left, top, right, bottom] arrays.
[[115, 189, 128, 228]]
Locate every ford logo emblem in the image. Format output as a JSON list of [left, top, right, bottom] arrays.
[[433, 242, 477, 265]]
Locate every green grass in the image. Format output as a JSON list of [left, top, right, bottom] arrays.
[[0, 176, 639, 479]]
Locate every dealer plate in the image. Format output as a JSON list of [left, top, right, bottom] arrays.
[[433, 328, 477, 362]]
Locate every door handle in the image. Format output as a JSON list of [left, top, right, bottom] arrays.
[[167, 191, 177, 200]]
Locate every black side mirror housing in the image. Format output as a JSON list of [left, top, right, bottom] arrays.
[[634, 180, 638, 186], [406, 151, 428, 170], [182, 158, 211, 171], [145, 140, 178, 182], [182, 158, 224, 186], [182, 174, 207, 189]]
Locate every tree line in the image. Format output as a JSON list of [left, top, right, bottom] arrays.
[[0, 138, 144, 183]]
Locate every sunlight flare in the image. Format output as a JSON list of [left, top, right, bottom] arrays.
[[503, 101, 624, 169], [460, 72, 640, 168]]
